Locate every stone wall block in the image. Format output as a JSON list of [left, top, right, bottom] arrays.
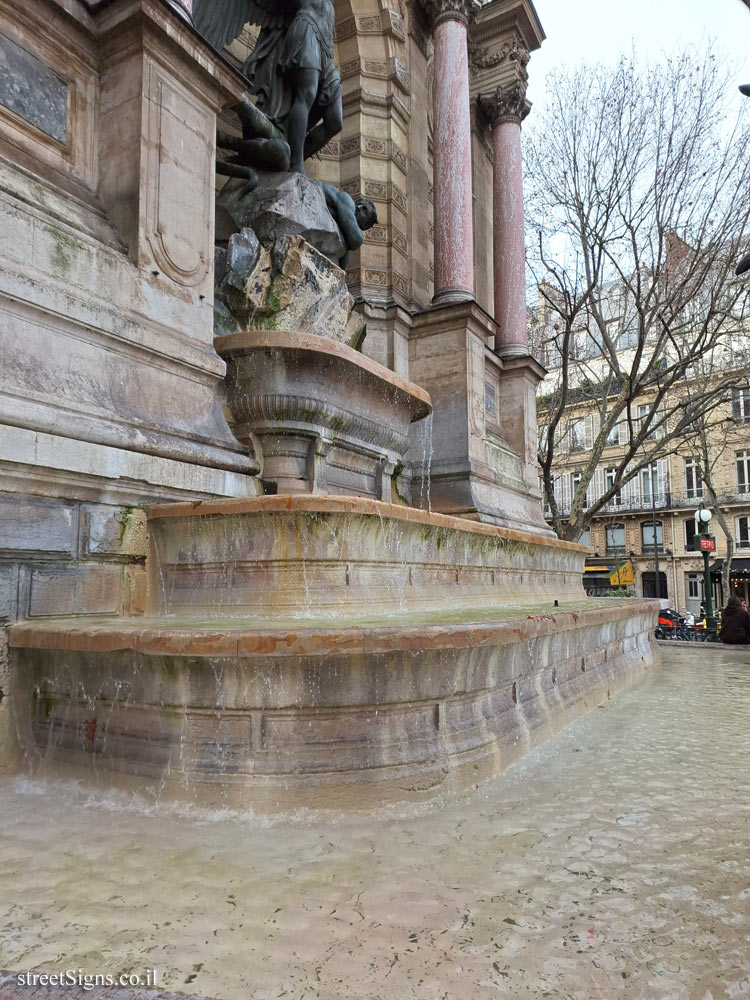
[[0, 494, 77, 555], [0, 626, 19, 773], [122, 564, 147, 617], [81, 504, 148, 559], [28, 563, 122, 617], [0, 564, 18, 622]]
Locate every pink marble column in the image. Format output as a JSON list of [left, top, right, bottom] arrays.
[[480, 83, 530, 356], [429, 0, 475, 305], [165, 0, 194, 22]]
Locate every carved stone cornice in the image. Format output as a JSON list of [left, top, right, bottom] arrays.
[[470, 33, 529, 72], [478, 80, 531, 127], [418, 0, 475, 30]]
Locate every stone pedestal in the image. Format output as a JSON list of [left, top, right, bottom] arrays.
[[409, 301, 552, 535]]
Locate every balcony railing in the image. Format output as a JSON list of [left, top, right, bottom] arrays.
[[605, 545, 627, 558], [546, 488, 750, 520]]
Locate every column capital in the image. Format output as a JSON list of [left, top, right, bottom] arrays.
[[478, 80, 531, 128], [419, 0, 475, 30]]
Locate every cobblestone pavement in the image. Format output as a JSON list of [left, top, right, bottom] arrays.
[[0, 645, 748, 999]]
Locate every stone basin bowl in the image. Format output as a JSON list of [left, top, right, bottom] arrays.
[[215, 330, 432, 500]]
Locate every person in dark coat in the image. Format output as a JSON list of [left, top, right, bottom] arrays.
[[718, 595, 750, 644]]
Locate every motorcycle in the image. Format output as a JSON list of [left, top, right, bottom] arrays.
[[654, 608, 711, 641]]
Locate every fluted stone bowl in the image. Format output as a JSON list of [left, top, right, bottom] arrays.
[[215, 330, 432, 500]]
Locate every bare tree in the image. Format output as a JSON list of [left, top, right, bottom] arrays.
[[525, 50, 750, 541]]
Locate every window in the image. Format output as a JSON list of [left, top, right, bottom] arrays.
[[544, 475, 561, 516], [684, 458, 703, 500], [685, 517, 698, 552], [619, 326, 639, 350], [640, 463, 659, 501], [637, 404, 657, 440], [686, 573, 703, 600], [485, 382, 496, 416], [538, 425, 548, 454], [578, 526, 591, 547], [605, 467, 622, 505], [642, 572, 667, 599], [605, 522, 626, 556], [737, 515, 750, 549], [641, 520, 663, 552], [732, 386, 750, 425], [736, 451, 750, 495], [571, 471, 588, 508], [605, 422, 621, 447], [569, 417, 586, 452]]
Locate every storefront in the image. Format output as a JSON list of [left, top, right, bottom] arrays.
[[709, 557, 750, 609]]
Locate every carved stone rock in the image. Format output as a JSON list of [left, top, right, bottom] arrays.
[[215, 171, 347, 265], [215, 231, 365, 349]]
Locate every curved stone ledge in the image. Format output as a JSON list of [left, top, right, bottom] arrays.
[[143, 494, 589, 618], [147, 493, 585, 549], [10, 601, 658, 812], [9, 601, 651, 657]]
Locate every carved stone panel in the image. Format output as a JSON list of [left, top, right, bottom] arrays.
[[145, 61, 212, 288], [0, 33, 68, 143]]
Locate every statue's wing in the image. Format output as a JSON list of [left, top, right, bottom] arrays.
[[193, 0, 298, 52]]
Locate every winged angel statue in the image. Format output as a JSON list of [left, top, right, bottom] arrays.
[[193, 0, 343, 175]]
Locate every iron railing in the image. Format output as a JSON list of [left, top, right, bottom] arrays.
[[654, 626, 719, 643], [546, 489, 750, 520]]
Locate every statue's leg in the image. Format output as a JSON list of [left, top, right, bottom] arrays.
[[304, 96, 344, 161], [288, 68, 320, 174]]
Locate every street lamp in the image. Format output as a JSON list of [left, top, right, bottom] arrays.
[[694, 504, 716, 630]]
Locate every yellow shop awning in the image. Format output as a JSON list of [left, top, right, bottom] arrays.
[[584, 560, 635, 586]]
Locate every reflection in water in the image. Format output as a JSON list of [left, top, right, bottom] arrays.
[[1, 646, 748, 999]]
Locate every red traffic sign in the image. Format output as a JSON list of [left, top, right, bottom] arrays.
[[699, 537, 716, 552]]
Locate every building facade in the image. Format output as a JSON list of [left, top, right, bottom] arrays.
[[537, 385, 750, 614]]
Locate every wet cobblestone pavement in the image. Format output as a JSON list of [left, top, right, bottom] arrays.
[[0, 645, 748, 999]]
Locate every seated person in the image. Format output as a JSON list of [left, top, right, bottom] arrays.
[[718, 595, 750, 644]]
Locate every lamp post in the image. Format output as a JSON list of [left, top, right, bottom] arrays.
[[695, 504, 716, 630]]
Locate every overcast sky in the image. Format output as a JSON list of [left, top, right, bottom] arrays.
[[526, 0, 750, 112]]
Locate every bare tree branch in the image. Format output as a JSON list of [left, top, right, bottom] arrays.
[[526, 49, 750, 541]]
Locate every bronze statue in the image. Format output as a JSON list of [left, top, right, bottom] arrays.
[[193, 0, 342, 175], [319, 185, 378, 268]]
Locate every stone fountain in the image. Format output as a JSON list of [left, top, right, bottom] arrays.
[[3, 0, 658, 813]]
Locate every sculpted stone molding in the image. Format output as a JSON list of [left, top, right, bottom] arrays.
[[470, 34, 529, 72], [145, 64, 212, 287], [419, 0, 475, 29], [478, 80, 531, 127]]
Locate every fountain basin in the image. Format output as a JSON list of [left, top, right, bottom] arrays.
[[7, 496, 658, 811], [145, 495, 587, 617], [215, 331, 432, 499], [10, 600, 657, 811]]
